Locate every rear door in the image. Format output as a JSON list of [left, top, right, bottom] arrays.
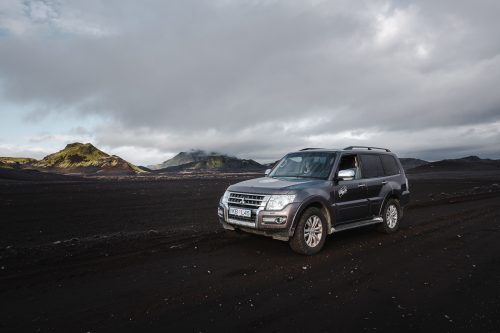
[[359, 154, 386, 217], [333, 154, 370, 224]]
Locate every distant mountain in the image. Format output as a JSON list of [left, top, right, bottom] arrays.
[[152, 151, 265, 172], [0, 161, 11, 169], [22, 143, 145, 176], [148, 150, 213, 170], [407, 155, 500, 173], [399, 158, 429, 171], [0, 157, 38, 169], [458, 155, 483, 162]]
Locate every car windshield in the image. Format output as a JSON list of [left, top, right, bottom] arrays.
[[269, 152, 337, 179]]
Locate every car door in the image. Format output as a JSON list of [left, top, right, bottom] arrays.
[[333, 154, 370, 224], [359, 154, 386, 216]]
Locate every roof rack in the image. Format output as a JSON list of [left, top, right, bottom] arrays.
[[299, 148, 324, 151], [343, 146, 391, 152]]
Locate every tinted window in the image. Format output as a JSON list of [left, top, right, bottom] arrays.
[[360, 154, 384, 178], [380, 155, 400, 176], [337, 154, 361, 179]]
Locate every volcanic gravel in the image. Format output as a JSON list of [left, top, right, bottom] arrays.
[[1, 172, 500, 332]]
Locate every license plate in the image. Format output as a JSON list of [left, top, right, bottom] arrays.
[[229, 207, 252, 218]]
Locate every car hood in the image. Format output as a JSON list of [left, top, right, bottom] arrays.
[[228, 177, 327, 195]]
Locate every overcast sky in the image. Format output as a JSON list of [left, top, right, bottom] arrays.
[[1, 0, 499, 165]]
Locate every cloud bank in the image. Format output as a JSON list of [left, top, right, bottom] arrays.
[[1, 0, 499, 164]]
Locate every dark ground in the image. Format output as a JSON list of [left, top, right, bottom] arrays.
[[1, 171, 500, 332]]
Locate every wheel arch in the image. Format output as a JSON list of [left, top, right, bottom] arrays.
[[290, 197, 332, 236], [378, 192, 403, 218]]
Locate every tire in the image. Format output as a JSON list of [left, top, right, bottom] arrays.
[[378, 198, 401, 233], [289, 207, 327, 255]]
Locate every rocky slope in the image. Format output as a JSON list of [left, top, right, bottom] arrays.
[[152, 151, 265, 172], [148, 150, 211, 170]]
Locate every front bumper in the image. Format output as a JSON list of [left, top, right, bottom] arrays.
[[218, 201, 300, 241]]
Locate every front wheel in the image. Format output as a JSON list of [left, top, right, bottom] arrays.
[[378, 199, 401, 233], [289, 207, 327, 255]]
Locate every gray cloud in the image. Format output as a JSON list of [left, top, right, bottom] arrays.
[[1, 0, 500, 163]]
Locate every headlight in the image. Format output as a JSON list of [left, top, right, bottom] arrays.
[[221, 190, 230, 204], [266, 194, 296, 211]]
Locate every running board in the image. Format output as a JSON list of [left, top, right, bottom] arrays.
[[331, 217, 383, 233]]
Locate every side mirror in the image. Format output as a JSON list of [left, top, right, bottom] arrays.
[[337, 169, 355, 180], [264, 169, 271, 176]]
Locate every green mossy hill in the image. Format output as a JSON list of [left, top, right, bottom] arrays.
[[203, 155, 263, 170], [192, 155, 234, 169], [0, 161, 12, 169], [0, 157, 38, 168], [161, 154, 264, 171], [149, 150, 264, 171], [148, 150, 209, 170], [33, 143, 144, 174], [34, 143, 108, 168]]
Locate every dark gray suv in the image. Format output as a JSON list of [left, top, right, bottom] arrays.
[[218, 146, 410, 255]]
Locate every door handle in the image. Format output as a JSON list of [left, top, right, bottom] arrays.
[[381, 181, 388, 185], [358, 184, 366, 188]]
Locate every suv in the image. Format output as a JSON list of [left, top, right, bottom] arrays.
[[218, 146, 410, 255]]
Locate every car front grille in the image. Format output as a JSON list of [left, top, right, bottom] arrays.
[[226, 192, 270, 226], [228, 192, 268, 208]]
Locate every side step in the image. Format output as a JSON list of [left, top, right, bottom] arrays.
[[331, 217, 383, 233]]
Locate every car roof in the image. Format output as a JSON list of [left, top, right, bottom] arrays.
[[292, 148, 342, 153], [290, 148, 396, 155]]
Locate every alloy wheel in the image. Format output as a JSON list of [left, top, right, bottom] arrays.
[[386, 204, 398, 229], [304, 215, 323, 247]]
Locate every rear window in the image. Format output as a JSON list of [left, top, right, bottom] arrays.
[[360, 154, 384, 178], [380, 155, 400, 176]]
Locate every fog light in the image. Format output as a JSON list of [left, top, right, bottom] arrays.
[[217, 206, 224, 218], [262, 216, 287, 224]]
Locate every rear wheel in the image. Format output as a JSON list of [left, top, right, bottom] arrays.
[[378, 199, 401, 233], [289, 207, 327, 255]]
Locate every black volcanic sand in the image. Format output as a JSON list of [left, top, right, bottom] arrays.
[[1, 172, 500, 332]]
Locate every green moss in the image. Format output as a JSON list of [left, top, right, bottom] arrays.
[[35, 143, 109, 168], [128, 163, 146, 173], [31, 142, 146, 174], [0, 162, 13, 169], [206, 156, 225, 169], [0, 157, 37, 165]]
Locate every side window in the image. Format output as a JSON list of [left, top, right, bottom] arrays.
[[380, 155, 400, 176], [337, 154, 361, 179], [360, 154, 384, 178]]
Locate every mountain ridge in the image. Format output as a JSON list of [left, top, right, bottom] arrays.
[[399, 158, 429, 171], [407, 155, 500, 173], [148, 150, 213, 170], [2, 144, 498, 176], [150, 150, 265, 172]]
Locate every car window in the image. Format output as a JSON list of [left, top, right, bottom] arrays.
[[380, 155, 400, 176], [360, 154, 384, 178], [337, 154, 361, 180]]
